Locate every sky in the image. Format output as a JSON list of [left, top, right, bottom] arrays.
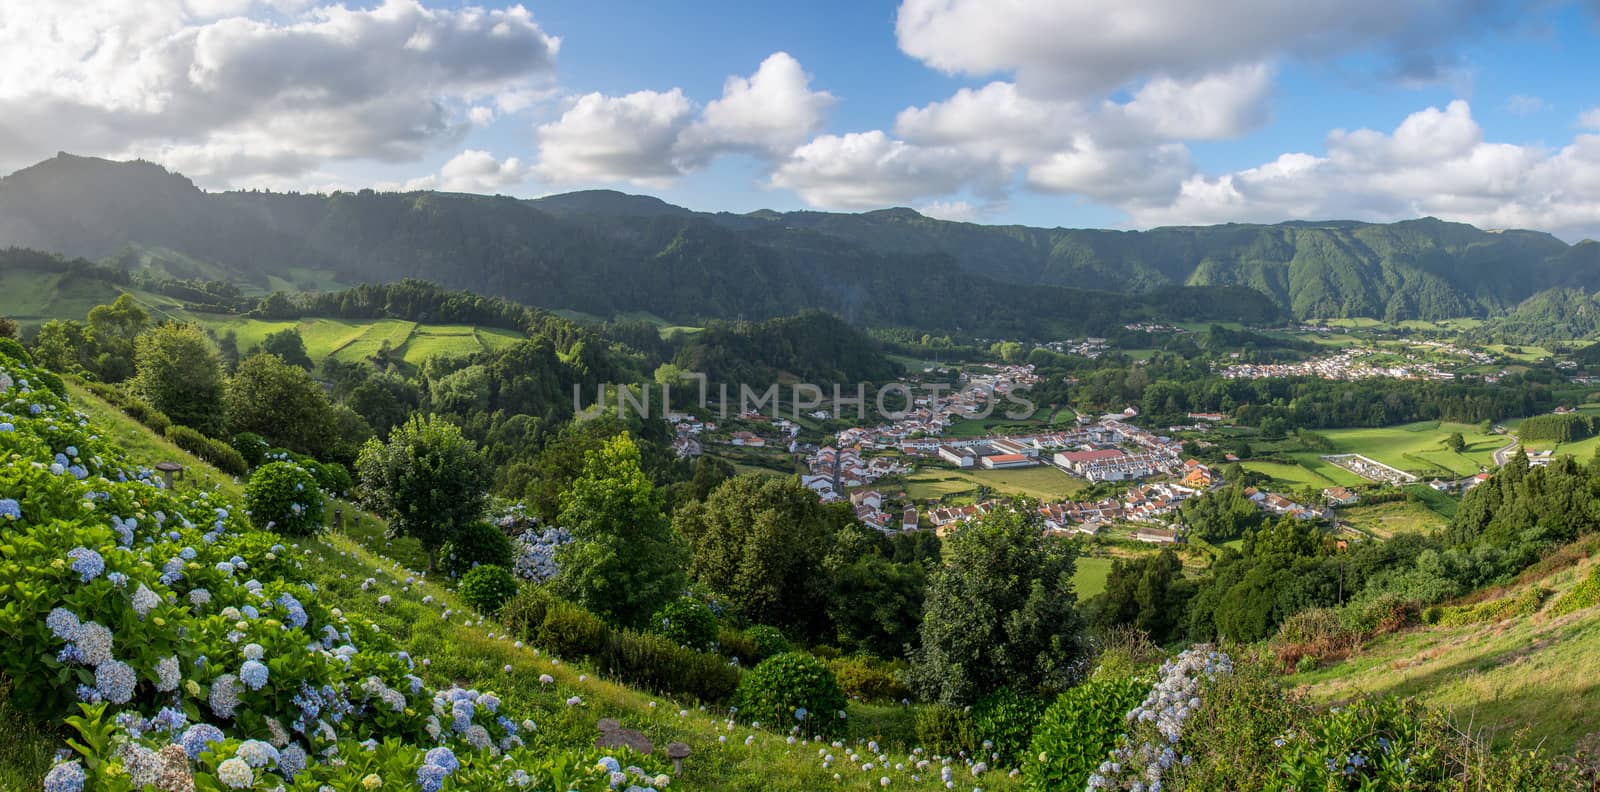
[[6, 0, 1600, 238]]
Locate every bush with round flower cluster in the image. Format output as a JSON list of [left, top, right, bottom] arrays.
[[459, 564, 518, 615], [511, 525, 573, 584], [1088, 647, 1232, 791], [650, 596, 719, 651], [243, 460, 325, 537], [736, 652, 849, 738]]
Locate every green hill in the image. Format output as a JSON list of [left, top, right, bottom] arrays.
[[1287, 543, 1600, 751], [0, 355, 1020, 792], [0, 155, 1279, 338]]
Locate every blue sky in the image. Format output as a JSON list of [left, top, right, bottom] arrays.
[[7, 0, 1600, 237]]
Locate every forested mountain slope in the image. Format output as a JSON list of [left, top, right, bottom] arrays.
[[6, 153, 1600, 326]]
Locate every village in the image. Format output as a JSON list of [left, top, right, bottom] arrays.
[[1220, 348, 1456, 381]]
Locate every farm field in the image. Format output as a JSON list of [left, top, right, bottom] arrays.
[[1318, 421, 1503, 477], [902, 464, 1089, 502], [194, 316, 527, 366], [1338, 500, 1447, 539], [1241, 460, 1336, 489]]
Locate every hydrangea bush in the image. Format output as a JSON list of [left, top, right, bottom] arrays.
[[0, 353, 670, 792], [649, 597, 718, 652], [1089, 647, 1233, 791], [735, 652, 849, 738], [243, 460, 326, 537]]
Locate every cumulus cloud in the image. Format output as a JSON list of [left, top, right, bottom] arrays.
[[678, 52, 835, 162], [532, 51, 834, 186], [391, 149, 528, 192], [0, 0, 561, 185], [894, 0, 1508, 98], [532, 89, 694, 186], [769, 131, 996, 209], [916, 200, 980, 222], [1130, 100, 1600, 238]]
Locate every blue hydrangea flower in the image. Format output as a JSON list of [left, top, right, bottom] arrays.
[[424, 746, 459, 773], [42, 759, 85, 792], [0, 499, 21, 521], [95, 659, 137, 704], [46, 607, 80, 640], [240, 660, 269, 690], [179, 723, 226, 759], [280, 744, 307, 779], [66, 547, 104, 581], [73, 621, 114, 667], [151, 705, 187, 733], [417, 763, 449, 792]]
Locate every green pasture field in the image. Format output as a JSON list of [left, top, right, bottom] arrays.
[[903, 464, 1088, 502], [1338, 500, 1447, 539], [1317, 421, 1503, 477]]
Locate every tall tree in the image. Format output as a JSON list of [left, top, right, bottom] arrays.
[[225, 353, 337, 456], [673, 473, 835, 634], [554, 433, 686, 628], [85, 294, 148, 381], [908, 503, 1086, 705], [133, 322, 226, 436], [355, 414, 489, 572], [257, 328, 312, 370], [32, 320, 88, 374]]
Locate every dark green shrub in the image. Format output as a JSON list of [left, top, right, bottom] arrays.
[[307, 460, 353, 497], [973, 688, 1049, 767], [0, 337, 31, 365], [166, 424, 249, 476], [914, 704, 976, 757], [828, 655, 911, 703], [718, 625, 759, 663], [736, 652, 848, 737], [459, 564, 517, 615], [1024, 676, 1147, 791], [598, 629, 740, 704], [441, 520, 515, 579], [231, 432, 271, 468], [120, 396, 171, 434], [746, 625, 793, 658], [501, 586, 552, 638], [1550, 566, 1600, 617], [243, 461, 326, 536], [650, 597, 718, 651], [1166, 651, 1301, 792], [538, 599, 608, 660]]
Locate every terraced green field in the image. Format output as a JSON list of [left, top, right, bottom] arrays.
[[194, 316, 528, 366], [1338, 500, 1448, 538], [1242, 460, 1336, 489]]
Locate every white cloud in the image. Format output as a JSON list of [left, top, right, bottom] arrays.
[[895, 81, 1082, 163], [1107, 63, 1274, 141], [533, 89, 694, 186], [0, 0, 561, 185], [678, 52, 835, 162], [1130, 100, 1600, 239], [1506, 94, 1547, 115], [534, 52, 835, 186], [916, 200, 979, 222], [391, 149, 528, 192], [1027, 139, 1194, 203], [769, 131, 996, 209], [894, 0, 1506, 98]]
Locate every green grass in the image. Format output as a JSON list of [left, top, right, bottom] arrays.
[[57, 375, 1025, 792], [902, 465, 1088, 502], [1317, 421, 1503, 477], [193, 316, 529, 367], [1241, 460, 1335, 489], [1074, 556, 1115, 598], [1288, 555, 1600, 752], [1338, 500, 1447, 539]]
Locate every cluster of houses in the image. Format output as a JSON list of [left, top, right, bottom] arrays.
[[666, 412, 714, 458], [1043, 337, 1111, 358], [927, 460, 1224, 539], [800, 445, 909, 501], [1221, 349, 1454, 382], [847, 489, 919, 534], [1242, 486, 1324, 521]]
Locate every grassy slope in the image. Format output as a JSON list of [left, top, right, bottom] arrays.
[[57, 382, 1020, 792], [189, 316, 529, 368], [1338, 500, 1448, 539], [1287, 553, 1600, 751], [1317, 421, 1503, 477]]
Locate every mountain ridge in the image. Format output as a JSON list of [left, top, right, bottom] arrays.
[[2, 153, 1596, 328]]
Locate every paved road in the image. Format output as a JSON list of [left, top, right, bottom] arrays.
[[1493, 438, 1520, 467]]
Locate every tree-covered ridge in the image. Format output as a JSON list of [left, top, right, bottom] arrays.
[[1473, 286, 1600, 343], [670, 311, 903, 385]]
